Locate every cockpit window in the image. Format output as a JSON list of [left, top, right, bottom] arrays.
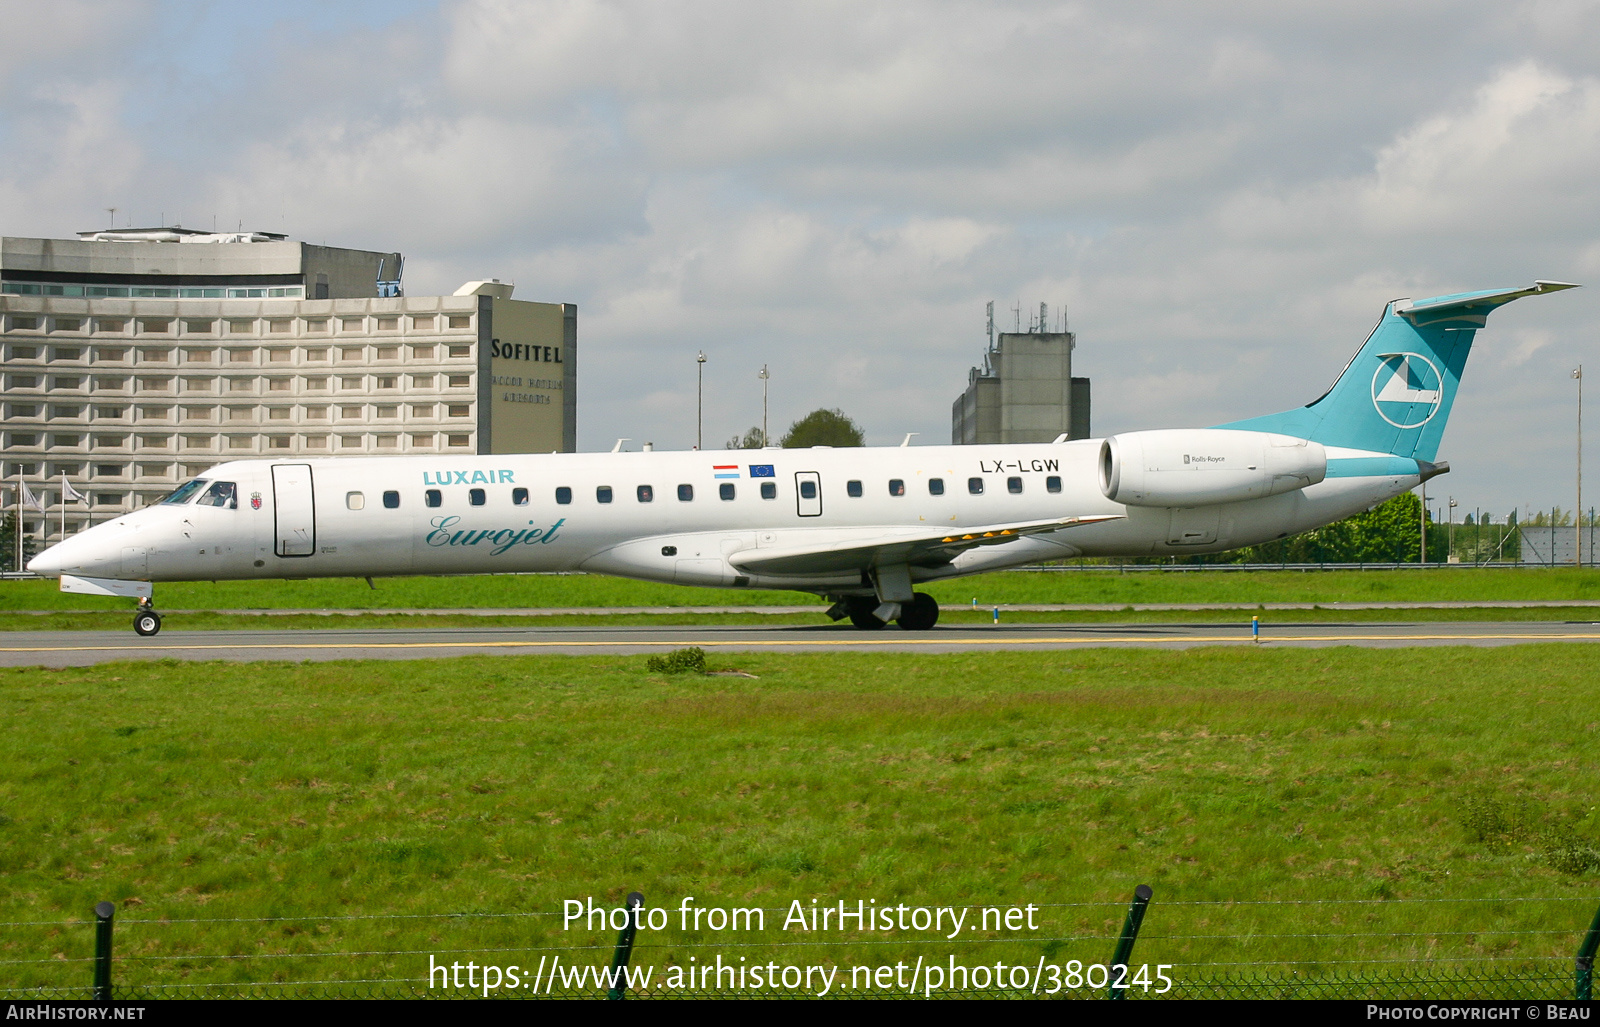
[[196, 481, 238, 509], [161, 479, 209, 505]]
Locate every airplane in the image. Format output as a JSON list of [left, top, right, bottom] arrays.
[[27, 281, 1578, 636]]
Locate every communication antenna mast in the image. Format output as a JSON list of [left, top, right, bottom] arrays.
[[985, 301, 994, 351], [1039, 302, 1048, 334], [376, 256, 404, 298], [104, 208, 117, 229]]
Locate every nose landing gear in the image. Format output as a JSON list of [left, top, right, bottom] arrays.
[[133, 602, 162, 637]]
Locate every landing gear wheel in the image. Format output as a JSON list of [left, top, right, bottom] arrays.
[[845, 596, 887, 630], [897, 592, 940, 631], [133, 609, 162, 637]]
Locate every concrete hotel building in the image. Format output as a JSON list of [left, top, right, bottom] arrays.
[[1, 229, 576, 544]]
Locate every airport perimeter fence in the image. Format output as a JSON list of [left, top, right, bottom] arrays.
[[5, 892, 1597, 1001]]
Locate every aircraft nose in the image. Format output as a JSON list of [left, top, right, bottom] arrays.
[[26, 523, 127, 579], [28, 547, 65, 577]]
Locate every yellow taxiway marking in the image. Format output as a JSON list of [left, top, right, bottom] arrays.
[[2, 631, 1600, 654]]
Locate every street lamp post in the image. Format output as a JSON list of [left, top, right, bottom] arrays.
[[1448, 497, 1458, 563], [758, 365, 769, 448], [1420, 481, 1427, 565], [1576, 365, 1584, 566], [696, 351, 706, 451]]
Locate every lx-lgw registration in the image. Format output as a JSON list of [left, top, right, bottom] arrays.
[[28, 282, 1577, 635]]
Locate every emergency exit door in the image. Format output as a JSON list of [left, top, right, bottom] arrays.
[[794, 471, 822, 517], [272, 464, 316, 557]]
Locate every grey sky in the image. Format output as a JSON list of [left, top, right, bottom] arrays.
[[3, 0, 1596, 517]]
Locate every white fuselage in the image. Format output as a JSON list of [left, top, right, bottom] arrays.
[[32, 440, 1419, 596]]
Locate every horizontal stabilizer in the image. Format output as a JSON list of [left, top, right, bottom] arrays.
[[729, 515, 1122, 577], [1397, 281, 1578, 325]]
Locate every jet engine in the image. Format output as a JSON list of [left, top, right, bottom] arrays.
[[1099, 429, 1326, 508]]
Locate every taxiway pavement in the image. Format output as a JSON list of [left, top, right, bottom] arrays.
[[1, 619, 1599, 667]]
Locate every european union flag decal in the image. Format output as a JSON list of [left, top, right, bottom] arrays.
[[749, 464, 775, 478]]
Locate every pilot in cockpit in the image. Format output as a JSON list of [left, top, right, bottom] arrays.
[[197, 481, 238, 509]]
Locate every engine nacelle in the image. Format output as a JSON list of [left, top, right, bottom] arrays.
[[1099, 429, 1326, 507]]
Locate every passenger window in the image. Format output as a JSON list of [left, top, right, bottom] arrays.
[[968, 477, 984, 495], [555, 487, 572, 505], [512, 487, 529, 505], [888, 479, 905, 496], [719, 482, 735, 501], [425, 489, 441, 507], [929, 478, 944, 496], [637, 485, 653, 503], [597, 486, 613, 504], [760, 481, 776, 500], [382, 490, 400, 509], [677, 483, 694, 502], [1007, 477, 1023, 494], [846, 480, 862, 497], [347, 491, 365, 510], [197, 481, 237, 509], [1046, 475, 1062, 493], [469, 488, 486, 506], [799, 480, 817, 500]]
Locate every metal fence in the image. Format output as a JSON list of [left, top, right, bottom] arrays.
[[1518, 525, 1600, 567]]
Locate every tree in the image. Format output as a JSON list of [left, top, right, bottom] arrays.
[[0, 511, 38, 573], [780, 409, 864, 448], [725, 427, 767, 450]]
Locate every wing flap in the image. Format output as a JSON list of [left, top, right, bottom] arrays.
[[728, 515, 1122, 576]]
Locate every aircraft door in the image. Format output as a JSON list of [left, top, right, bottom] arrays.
[[271, 464, 316, 557], [794, 472, 822, 517], [121, 546, 148, 578], [1167, 506, 1220, 546]]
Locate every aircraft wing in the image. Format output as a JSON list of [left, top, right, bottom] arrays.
[[727, 515, 1123, 576]]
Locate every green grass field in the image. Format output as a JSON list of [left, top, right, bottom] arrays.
[[3, 647, 1596, 997]]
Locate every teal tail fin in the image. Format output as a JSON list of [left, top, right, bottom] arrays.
[[1220, 281, 1577, 462]]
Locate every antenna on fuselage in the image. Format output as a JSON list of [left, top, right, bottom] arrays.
[[611, 438, 630, 452], [901, 433, 919, 447]]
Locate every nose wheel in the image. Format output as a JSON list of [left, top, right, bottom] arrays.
[[133, 605, 162, 637]]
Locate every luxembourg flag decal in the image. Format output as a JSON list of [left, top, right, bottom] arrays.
[[713, 464, 740, 479]]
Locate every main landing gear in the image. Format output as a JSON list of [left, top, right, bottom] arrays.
[[835, 593, 940, 631], [133, 601, 162, 637]]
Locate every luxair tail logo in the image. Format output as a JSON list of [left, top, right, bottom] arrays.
[[1370, 352, 1443, 429]]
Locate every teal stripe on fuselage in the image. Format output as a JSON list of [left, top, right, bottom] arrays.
[[1325, 456, 1420, 478]]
